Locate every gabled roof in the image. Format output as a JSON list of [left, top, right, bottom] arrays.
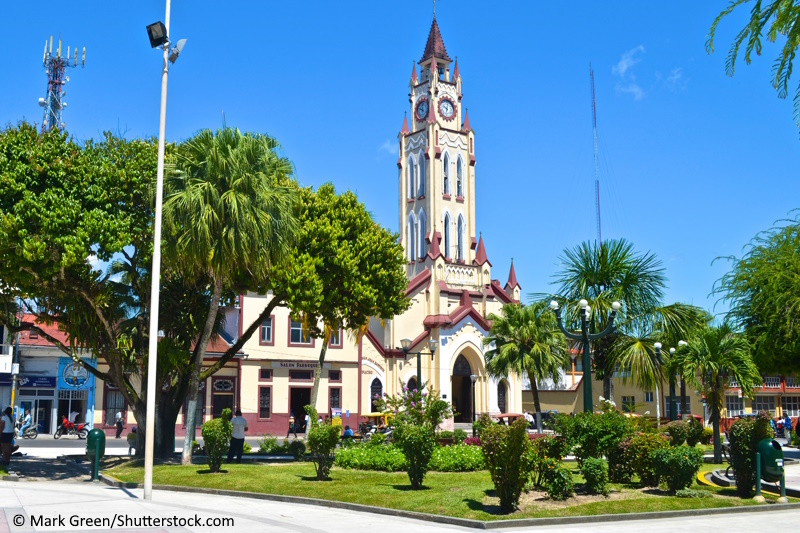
[[405, 269, 432, 296], [420, 18, 452, 63]]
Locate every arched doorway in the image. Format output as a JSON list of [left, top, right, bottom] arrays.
[[497, 380, 508, 413], [370, 378, 382, 413], [451, 354, 473, 422], [407, 376, 418, 392]]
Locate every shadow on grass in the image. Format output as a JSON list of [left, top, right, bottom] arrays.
[[297, 475, 333, 482], [389, 484, 431, 491], [196, 469, 229, 474], [463, 498, 504, 515]]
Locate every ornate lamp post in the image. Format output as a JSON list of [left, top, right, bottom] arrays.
[[470, 374, 478, 436], [400, 337, 438, 389], [550, 299, 620, 413], [668, 347, 678, 421]]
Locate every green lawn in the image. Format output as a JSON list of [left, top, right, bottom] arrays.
[[105, 461, 780, 521]]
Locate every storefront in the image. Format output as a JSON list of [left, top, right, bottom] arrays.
[[57, 357, 96, 430], [18, 375, 57, 434]]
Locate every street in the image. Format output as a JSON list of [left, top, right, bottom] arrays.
[[14, 435, 268, 458]]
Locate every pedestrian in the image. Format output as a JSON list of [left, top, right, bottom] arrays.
[[304, 413, 310, 433], [115, 410, 124, 439], [69, 409, 79, 424], [286, 415, 297, 439], [0, 407, 15, 466], [227, 409, 248, 463], [126, 427, 137, 456], [785, 413, 793, 444], [19, 410, 31, 437]]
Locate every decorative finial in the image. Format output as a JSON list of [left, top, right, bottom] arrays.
[[433, 0, 436, 17]]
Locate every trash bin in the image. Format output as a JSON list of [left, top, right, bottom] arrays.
[[757, 438, 784, 483], [86, 429, 106, 460]]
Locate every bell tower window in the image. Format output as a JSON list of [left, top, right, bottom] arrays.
[[443, 213, 451, 259], [418, 210, 427, 259], [457, 215, 465, 262], [443, 153, 450, 195], [417, 155, 425, 197], [407, 156, 414, 199], [456, 157, 464, 197], [407, 213, 416, 261]]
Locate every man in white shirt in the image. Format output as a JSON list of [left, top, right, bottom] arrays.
[[227, 409, 248, 463], [115, 411, 124, 439], [68, 410, 79, 424]]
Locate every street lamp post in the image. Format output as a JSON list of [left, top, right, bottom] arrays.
[[400, 337, 438, 389], [550, 299, 620, 414], [668, 347, 678, 421], [470, 374, 478, 436]]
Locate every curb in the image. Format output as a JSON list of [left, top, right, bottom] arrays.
[[97, 473, 800, 530]]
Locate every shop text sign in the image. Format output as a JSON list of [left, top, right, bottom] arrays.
[[272, 361, 318, 369], [18, 375, 57, 388]]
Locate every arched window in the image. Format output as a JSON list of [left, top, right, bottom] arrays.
[[418, 210, 427, 259], [408, 376, 418, 392], [443, 153, 450, 195], [406, 213, 416, 261], [417, 155, 425, 197], [370, 378, 383, 412], [443, 212, 451, 259], [407, 156, 414, 199], [498, 381, 507, 413], [456, 157, 463, 197], [457, 215, 464, 262]]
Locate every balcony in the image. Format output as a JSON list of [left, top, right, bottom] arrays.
[[764, 376, 781, 389], [786, 376, 798, 388], [729, 377, 740, 387], [444, 263, 482, 289]]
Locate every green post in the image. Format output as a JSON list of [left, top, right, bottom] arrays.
[[781, 472, 786, 499], [93, 439, 100, 481], [755, 452, 763, 500]]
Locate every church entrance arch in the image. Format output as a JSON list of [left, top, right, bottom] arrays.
[[451, 354, 474, 423]]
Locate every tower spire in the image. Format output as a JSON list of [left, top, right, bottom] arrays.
[[420, 17, 451, 63]]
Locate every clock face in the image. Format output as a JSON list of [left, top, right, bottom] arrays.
[[439, 98, 455, 119], [415, 100, 429, 120]]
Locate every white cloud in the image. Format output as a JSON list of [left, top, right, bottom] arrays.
[[666, 67, 687, 91], [87, 254, 104, 272], [378, 140, 395, 155], [612, 46, 646, 100]]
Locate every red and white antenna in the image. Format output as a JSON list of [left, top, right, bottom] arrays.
[[590, 65, 602, 244]]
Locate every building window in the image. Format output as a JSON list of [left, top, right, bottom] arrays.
[[666, 398, 691, 418], [104, 388, 125, 427], [259, 387, 271, 419], [370, 378, 382, 412], [406, 213, 416, 261], [418, 210, 427, 259], [753, 395, 776, 414], [644, 391, 654, 403], [329, 370, 341, 382], [289, 319, 312, 345], [456, 157, 463, 197], [289, 370, 313, 381], [782, 396, 800, 416], [726, 395, 744, 417], [329, 387, 341, 411], [443, 154, 450, 195], [259, 368, 272, 381], [417, 155, 425, 197], [456, 215, 464, 262], [329, 329, 341, 348], [497, 382, 507, 413], [443, 213, 451, 259], [407, 156, 414, 199], [622, 396, 635, 413], [259, 316, 274, 346]]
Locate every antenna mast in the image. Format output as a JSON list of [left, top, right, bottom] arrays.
[[590, 65, 602, 244], [39, 35, 85, 133]]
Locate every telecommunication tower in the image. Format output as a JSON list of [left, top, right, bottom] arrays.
[[38, 35, 85, 133]]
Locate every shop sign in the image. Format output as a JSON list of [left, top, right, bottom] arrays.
[[18, 375, 57, 388], [57, 358, 95, 390], [272, 361, 318, 369]]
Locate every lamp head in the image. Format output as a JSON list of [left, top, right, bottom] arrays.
[[654, 342, 662, 350], [678, 340, 688, 347], [146, 21, 169, 48], [612, 301, 621, 311], [670, 348, 675, 354], [579, 299, 588, 308], [168, 38, 187, 64], [400, 338, 412, 353], [470, 374, 478, 383], [549, 300, 559, 311], [427, 338, 438, 354]]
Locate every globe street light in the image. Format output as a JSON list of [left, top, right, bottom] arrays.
[[400, 337, 438, 389], [470, 374, 478, 436], [550, 299, 620, 413]]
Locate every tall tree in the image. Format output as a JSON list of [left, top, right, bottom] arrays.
[[707, 0, 800, 132], [164, 127, 299, 464], [268, 184, 409, 411], [670, 323, 762, 463], [713, 213, 800, 374], [483, 301, 567, 424]]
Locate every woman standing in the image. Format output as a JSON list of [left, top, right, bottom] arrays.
[[0, 407, 15, 466]]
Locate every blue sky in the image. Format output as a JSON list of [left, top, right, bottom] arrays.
[[2, 1, 799, 315]]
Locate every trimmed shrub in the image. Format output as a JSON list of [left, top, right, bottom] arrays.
[[581, 457, 609, 495], [201, 408, 232, 473], [288, 439, 306, 459], [368, 433, 387, 446], [334, 444, 407, 471], [729, 412, 774, 497], [243, 442, 252, 454], [394, 423, 436, 489], [429, 444, 485, 471], [258, 435, 278, 454], [665, 421, 688, 446], [481, 418, 531, 513], [700, 428, 713, 445], [607, 436, 634, 483], [685, 418, 704, 447], [675, 488, 712, 498], [629, 432, 670, 486], [463, 437, 481, 446], [542, 458, 574, 500], [527, 435, 568, 488], [651, 445, 703, 492], [473, 413, 493, 437], [454, 429, 468, 443], [554, 410, 632, 464], [305, 407, 341, 480]]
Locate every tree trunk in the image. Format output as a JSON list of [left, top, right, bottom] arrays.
[[181, 278, 223, 465], [309, 333, 330, 414], [528, 372, 543, 433], [680, 378, 687, 418]]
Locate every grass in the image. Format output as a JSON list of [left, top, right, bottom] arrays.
[[105, 460, 784, 521]]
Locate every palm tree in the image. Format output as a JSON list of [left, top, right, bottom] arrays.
[[550, 239, 705, 401], [484, 301, 567, 429], [164, 127, 299, 464], [670, 323, 762, 463]]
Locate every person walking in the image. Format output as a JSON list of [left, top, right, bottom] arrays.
[[228, 409, 248, 463], [0, 407, 15, 466], [785, 413, 793, 444], [126, 427, 137, 456], [286, 415, 297, 439], [115, 410, 124, 439]]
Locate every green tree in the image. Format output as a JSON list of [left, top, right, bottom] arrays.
[[713, 213, 800, 374], [268, 184, 409, 412], [164, 126, 299, 464], [670, 323, 762, 463], [483, 301, 567, 422], [549, 239, 705, 402], [707, 0, 800, 131]]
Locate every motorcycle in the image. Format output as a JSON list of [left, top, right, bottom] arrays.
[[14, 419, 38, 440], [54, 416, 88, 439]]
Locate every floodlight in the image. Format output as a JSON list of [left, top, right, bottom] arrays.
[[146, 21, 169, 48], [168, 39, 187, 64]]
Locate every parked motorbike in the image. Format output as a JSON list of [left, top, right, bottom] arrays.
[[54, 416, 88, 439], [14, 419, 38, 440]]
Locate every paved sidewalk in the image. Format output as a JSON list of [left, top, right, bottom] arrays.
[[0, 478, 798, 533]]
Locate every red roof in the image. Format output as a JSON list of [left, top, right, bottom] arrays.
[[427, 231, 443, 261], [505, 261, 520, 291], [462, 109, 472, 132], [17, 315, 68, 347], [400, 113, 409, 135], [473, 235, 491, 266], [410, 62, 418, 84], [420, 18, 451, 63], [453, 58, 460, 80]]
